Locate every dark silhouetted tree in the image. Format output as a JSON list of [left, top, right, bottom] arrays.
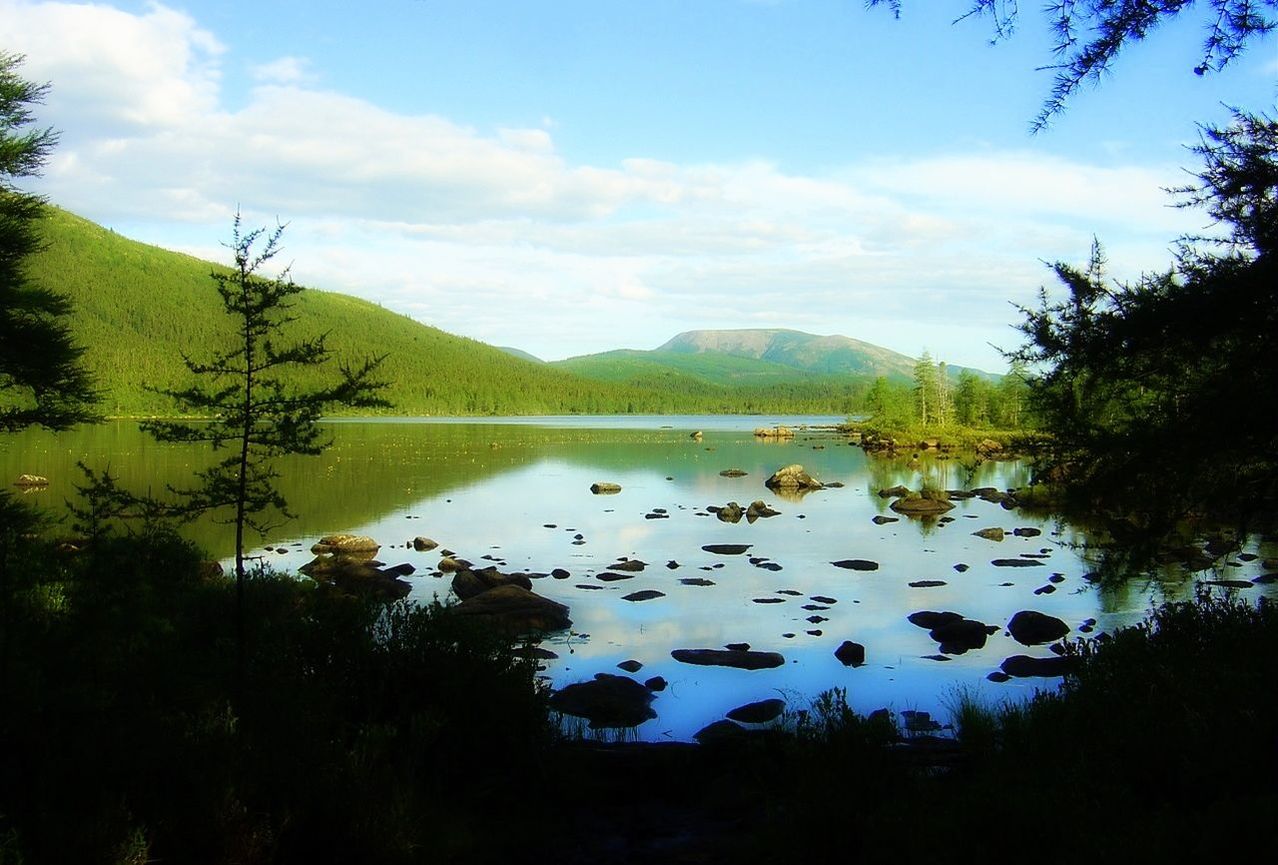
[[1011, 109, 1277, 543], [142, 213, 388, 683], [0, 50, 98, 691], [0, 50, 98, 431]]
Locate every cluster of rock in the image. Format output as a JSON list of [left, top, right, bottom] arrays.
[[451, 564, 571, 633], [299, 534, 414, 600], [13, 474, 49, 487], [707, 499, 780, 524], [873, 484, 1021, 517], [753, 426, 795, 439]]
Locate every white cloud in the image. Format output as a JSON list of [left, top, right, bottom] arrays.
[[251, 56, 314, 85], [0, 0, 1204, 372]]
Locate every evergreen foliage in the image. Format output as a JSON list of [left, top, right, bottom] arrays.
[[141, 214, 388, 683], [868, 0, 1277, 131], [1013, 109, 1278, 540], [0, 52, 98, 432]]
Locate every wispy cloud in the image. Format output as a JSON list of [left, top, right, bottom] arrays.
[[0, 0, 1202, 369]]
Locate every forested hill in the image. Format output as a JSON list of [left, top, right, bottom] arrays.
[[25, 208, 868, 416]]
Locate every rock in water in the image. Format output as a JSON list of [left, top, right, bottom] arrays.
[[451, 566, 533, 600], [694, 719, 749, 744], [621, 590, 665, 602], [754, 425, 795, 439], [590, 482, 621, 494], [671, 648, 785, 670], [454, 585, 572, 633], [1007, 610, 1071, 645], [713, 501, 744, 523], [889, 492, 955, 516], [727, 698, 786, 724], [702, 543, 752, 555], [973, 527, 1006, 541], [311, 534, 380, 554], [831, 559, 879, 571], [1000, 655, 1078, 678], [13, 474, 49, 487], [549, 674, 656, 728], [907, 610, 963, 630], [929, 618, 997, 653], [834, 640, 865, 666], [765, 464, 823, 491], [746, 500, 780, 521]]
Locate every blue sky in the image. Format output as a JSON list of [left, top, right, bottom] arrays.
[[3, 0, 1275, 371]]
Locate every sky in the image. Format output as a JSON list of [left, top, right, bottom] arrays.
[[2, 0, 1275, 372]]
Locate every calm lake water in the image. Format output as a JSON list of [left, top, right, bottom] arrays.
[[7, 415, 1275, 741]]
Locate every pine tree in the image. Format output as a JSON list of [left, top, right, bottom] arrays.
[[142, 213, 388, 684], [0, 51, 98, 432], [913, 351, 939, 425]]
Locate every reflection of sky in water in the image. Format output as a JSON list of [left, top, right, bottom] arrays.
[[188, 418, 1278, 741]]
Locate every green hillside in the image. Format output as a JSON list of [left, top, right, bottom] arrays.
[[22, 209, 869, 416]]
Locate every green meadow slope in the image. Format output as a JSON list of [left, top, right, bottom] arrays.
[[23, 209, 868, 416]]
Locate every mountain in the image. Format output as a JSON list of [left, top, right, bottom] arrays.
[[657, 329, 995, 380], [553, 347, 838, 385], [557, 329, 998, 389], [21, 209, 868, 416]]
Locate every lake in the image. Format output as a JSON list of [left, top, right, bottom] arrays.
[[7, 415, 1275, 741]]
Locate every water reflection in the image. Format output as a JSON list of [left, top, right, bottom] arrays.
[[3, 416, 1273, 741]]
